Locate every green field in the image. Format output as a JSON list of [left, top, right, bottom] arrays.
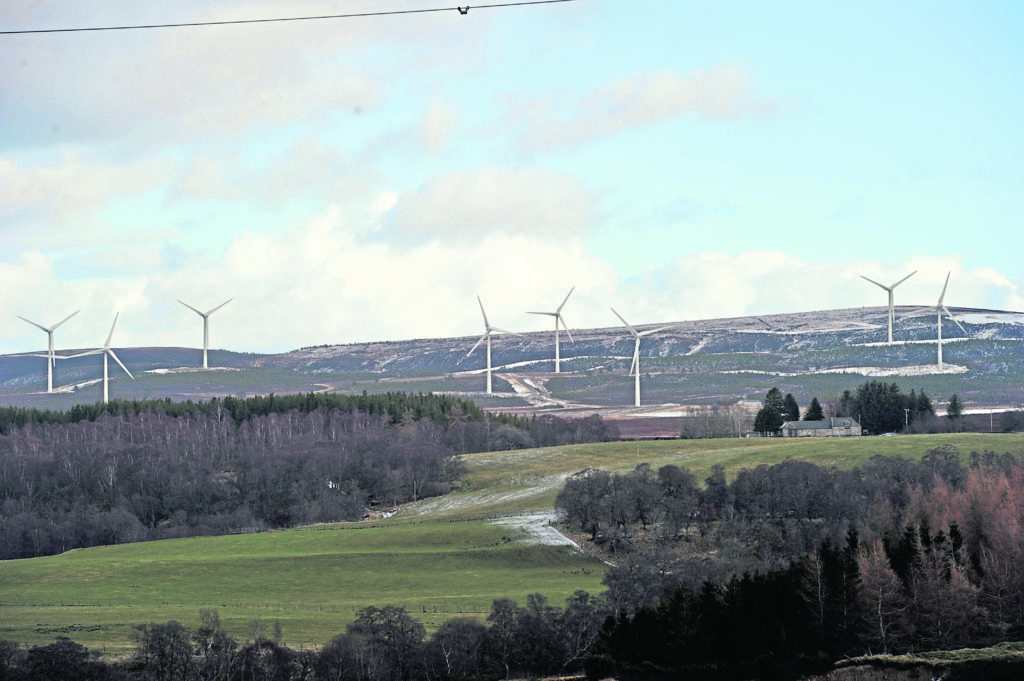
[[3, 432, 1024, 654]]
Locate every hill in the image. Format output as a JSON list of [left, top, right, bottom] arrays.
[[1, 306, 1023, 415], [2, 432, 1023, 653]]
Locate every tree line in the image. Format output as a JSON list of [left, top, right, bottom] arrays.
[[0, 394, 617, 560], [0, 592, 608, 681], [557, 447, 1024, 678]]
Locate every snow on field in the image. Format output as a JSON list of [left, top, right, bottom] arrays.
[[723, 364, 968, 377], [958, 312, 1024, 325], [146, 367, 240, 374], [408, 474, 569, 516], [492, 512, 580, 548]]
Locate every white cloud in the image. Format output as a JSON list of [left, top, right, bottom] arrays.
[[4, 208, 1023, 356], [389, 166, 598, 241], [506, 64, 782, 150], [0, 152, 166, 227], [420, 98, 461, 154]]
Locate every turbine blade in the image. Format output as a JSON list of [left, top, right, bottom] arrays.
[[17, 316, 49, 332], [491, 327, 519, 336], [178, 300, 205, 316], [559, 316, 574, 343], [107, 349, 134, 380], [944, 306, 968, 335], [104, 313, 120, 349], [62, 349, 103, 359], [638, 325, 673, 337], [630, 341, 640, 376], [467, 333, 488, 357], [904, 306, 936, 318], [891, 271, 917, 288], [52, 310, 80, 329], [527, 311, 556, 316], [859, 275, 889, 291], [556, 286, 575, 313], [610, 307, 638, 337], [476, 296, 490, 328], [207, 298, 233, 315], [937, 271, 951, 305]]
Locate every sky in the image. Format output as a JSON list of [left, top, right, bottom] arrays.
[[2, 0, 1023, 355]]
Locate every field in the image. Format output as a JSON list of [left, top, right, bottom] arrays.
[[3, 432, 1024, 655]]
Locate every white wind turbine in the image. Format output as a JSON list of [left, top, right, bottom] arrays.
[[860, 270, 916, 344], [65, 313, 134, 403], [911, 272, 967, 371], [466, 296, 518, 394], [178, 299, 232, 369], [17, 310, 79, 393], [611, 308, 672, 407], [528, 287, 574, 373]]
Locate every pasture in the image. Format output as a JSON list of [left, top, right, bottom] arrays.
[[2, 431, 1023, 654]]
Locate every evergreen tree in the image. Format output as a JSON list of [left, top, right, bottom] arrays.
[[947, 393, 964, 431], [754, 387, 786, 435], [804, 397, 824, 421], [783, 393, 801, 422]]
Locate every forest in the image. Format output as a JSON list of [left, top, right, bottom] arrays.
[[558, 447, 1024, 679], [5, 448, 1024, 681], [0, 393, 617, 559]]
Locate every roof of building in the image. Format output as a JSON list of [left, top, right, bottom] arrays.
[[781, 418, 859, 430]]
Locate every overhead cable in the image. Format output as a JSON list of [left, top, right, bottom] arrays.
[[0, 0, 582, 36]]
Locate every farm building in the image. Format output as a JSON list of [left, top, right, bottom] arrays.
[[779, 417, 861, 438]]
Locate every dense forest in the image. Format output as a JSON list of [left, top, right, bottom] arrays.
[[0, 393, 617, 559], [557, 447, 1024, 679]]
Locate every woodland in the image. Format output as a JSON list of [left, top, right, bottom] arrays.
[[0, 393, 617, 560]]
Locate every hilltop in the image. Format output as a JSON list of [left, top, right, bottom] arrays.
[[1, 306, 1022, 415]]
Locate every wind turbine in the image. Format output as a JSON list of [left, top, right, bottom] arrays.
[[178, 299, 232, 369], [65, 313, 134, 403], [17, 310, 79, 393], [466, 296, 518, 394], [859, 270, 916, 344], [528, 287, 574, 373], [611, 308, 672, 407], [909, 272, 967, 371]]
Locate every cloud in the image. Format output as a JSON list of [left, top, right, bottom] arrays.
[[506, 64, 782, 150], [4, 206, 1022, 356], [420, 98, 461, 154], [388, 167, 598, 242], [0, 152, 166, 228]]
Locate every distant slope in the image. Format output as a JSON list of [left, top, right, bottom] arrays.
[[2, 306, 1023, 410]]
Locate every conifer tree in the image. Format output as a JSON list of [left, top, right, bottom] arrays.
[[804, 397, 824, 421]]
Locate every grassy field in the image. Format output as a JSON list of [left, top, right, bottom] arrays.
[[3, 432, 1024, 654]]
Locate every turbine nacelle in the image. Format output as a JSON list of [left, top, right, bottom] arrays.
[[179, 298, 232, 369], [62, 313, 134, 402], [17, 309, 80, 392], [528, 287, 575, 373]]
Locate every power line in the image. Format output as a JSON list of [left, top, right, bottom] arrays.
[[0, 0, 583, 36]]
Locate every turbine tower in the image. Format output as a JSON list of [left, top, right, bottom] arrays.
[[859, 270, 916, 344], [17, 310, 79, 393], [466, 296, 517, 394], [611, 308, 672, 407], [925, 272, 967, 371], [178, 299, 232, 369], [528, 287, 574, 373], [65, 313, 134, 403]]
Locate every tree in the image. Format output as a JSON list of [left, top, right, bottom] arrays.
[[804, 397, 824, 421], [947, 393, 964, 432], [133, 621, 193, 681], [753, 407, 783, 436], [782, 393, 800, 422], [755, 387, 786, 435]]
